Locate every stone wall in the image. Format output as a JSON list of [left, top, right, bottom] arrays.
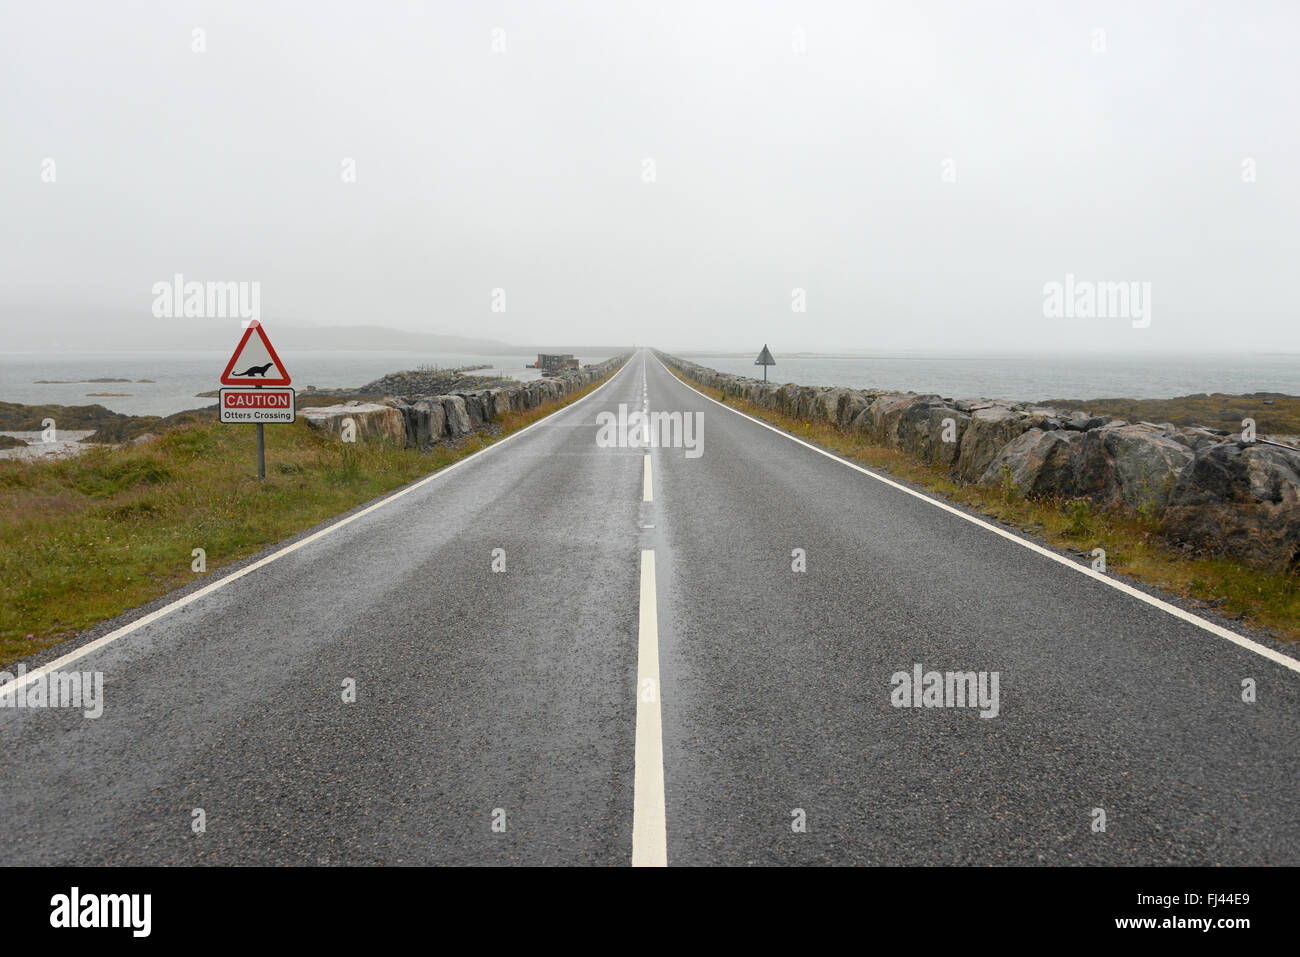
[[656, 352, 1300, 574], [303, 356, 626, 451]]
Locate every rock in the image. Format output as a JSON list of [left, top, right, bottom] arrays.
[[492, 387, 518, 418], [894, 397, 968, 465], [1077, 423, 1193, 508], [459, 392, 487, 428], [440, 395, 472, 437], [1169, 427, 1226, 452], [811, 388, 845, 425], [980, 429, 1082, 497], [955, 405, 1035, 481], [396, 398, 447, 450], [752, 382, 781, 410], [978, 422, 1192, 508], [776, 383, 800, 415], [1061, 413, 1112, 431], [854, 393, 912, 443], [301, 401, 406, 445], [837, 390, 870, 429], [359, 368, 512, 397], [1164, 442, 1300, 572]]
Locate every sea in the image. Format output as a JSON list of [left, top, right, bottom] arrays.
[[0, 352, 592, 417], [680, 353, 1300, 404], [0, 350, 1297, 417]]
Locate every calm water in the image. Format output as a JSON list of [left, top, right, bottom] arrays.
[[0, 352, 607, 417], [683, 354, 1300, 402], [3, 351, 1297, 416]]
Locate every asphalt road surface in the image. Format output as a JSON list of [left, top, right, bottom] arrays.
[[3, 350, 1298, 865]]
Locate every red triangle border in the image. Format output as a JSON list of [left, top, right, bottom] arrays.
[[220, 322, 292, 386]]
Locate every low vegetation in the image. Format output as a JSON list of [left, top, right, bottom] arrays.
[[1042, 391, 1300, 436]]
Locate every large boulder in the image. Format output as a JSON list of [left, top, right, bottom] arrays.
[[301, 401, 406, 446], [793, 386, 821, 421], [753, 382, 782, 410], [978, 422, 1193, 508], [894, 397, 969, 465], [1071, 423, 1193, 509], [1163, 441, 1300, 572], [811, 388, 845, 425], [459, 392, 487, 428], [852, 393, 911, 443], [955, 404, 1036, 481], [776, 383, 800, 415], [485, 387, 515, 418], [836, 390, 870, 429], [399, 398, 447, 450], [980, 429, 1083, 497], [440, 395, 472, 437]]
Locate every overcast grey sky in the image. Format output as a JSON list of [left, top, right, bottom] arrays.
[[2, 0, 1297, 354]]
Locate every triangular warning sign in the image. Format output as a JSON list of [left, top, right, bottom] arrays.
[[755, 344, 775, 366], [221, 322, 291, 386]]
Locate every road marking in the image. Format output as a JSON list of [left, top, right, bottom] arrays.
[[643, 453, 653, 502], [0, 359, 635, 698], [633, 549, 667, 867], [653, 354, 1300, 676]]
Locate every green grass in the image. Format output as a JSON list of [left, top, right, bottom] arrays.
[[672, 369, 1300, 645], [0, 374, 614, 665]]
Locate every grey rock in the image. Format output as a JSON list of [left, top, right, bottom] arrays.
[[1164, 442, 1300, 571], [301, 401, 407, 446], [440, 395, 472, 437]]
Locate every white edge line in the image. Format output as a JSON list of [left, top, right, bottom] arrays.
[[653, 353, 1300, 676], [0, 359, 633, 696]]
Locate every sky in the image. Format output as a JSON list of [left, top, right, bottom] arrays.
[[2, 0, 1298, 355]]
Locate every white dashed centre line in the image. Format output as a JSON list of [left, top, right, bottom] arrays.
[[632, 549, 667, 866]]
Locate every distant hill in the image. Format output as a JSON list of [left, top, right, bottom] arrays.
[[276, 325, 625, 356], [8, 311, 625, 356]]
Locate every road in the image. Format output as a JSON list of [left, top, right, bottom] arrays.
[[2, 349, 1298, 865]]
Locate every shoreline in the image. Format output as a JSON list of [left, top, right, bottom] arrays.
[[0, 362, 617, 459]]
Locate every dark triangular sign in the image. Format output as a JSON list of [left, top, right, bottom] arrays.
[[221, 322, 291, 386], [755, 345, 775, 366]]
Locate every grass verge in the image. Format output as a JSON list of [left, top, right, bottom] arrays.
[[0, 371, 617, 665], [671, 367, 1300, 645]]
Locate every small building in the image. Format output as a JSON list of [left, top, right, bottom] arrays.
[[537, 353, 579, 371]]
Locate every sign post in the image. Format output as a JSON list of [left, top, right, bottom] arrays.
[[220, 322, 293, 480], [256, 391, 265, 479], [755, 344, 775, 382]]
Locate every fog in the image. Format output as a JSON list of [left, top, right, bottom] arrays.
[[3, 1, 1297, 355]]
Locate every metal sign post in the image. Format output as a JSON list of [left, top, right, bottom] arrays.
[[256, 385, 265, 480]]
